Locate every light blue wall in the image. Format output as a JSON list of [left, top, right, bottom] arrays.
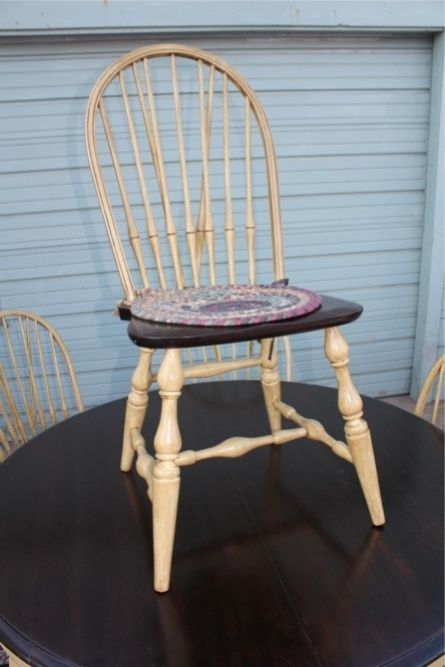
[[411, 31, 444, 397], [0, 1, 443, 406]]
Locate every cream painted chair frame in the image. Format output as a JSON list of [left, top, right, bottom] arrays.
[[86, 44, 385, 592], [415, 354, 445, 427], [0, 310, 84, 460]]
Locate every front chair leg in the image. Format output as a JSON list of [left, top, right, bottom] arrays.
[[152, 348, 184, 593], [325, 327, 385, 527], [121, 348, 153, 472]]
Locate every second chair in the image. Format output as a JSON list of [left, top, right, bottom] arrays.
[[0, 310, 84, 461]]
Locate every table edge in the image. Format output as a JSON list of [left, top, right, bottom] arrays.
[[0, 615, 79, 667]]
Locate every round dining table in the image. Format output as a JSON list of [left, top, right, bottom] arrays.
[[0, 381, 443, 667]]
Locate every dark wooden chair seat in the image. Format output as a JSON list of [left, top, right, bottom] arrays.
[[126, 295, 362, 349]]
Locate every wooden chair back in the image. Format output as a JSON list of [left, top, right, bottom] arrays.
[[415, 355, 445, 428], [86, 44, 292, 376], [0, 311, 84, 460]]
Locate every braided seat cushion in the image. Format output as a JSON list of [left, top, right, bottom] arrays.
[[130, 284, 321, 327]]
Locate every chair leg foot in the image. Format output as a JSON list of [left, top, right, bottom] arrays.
[[121, 349, 153, 472], [324, 327, 385, 526], [152, 348, 184, 592], [346, 426, 385, 526], [152, 462, 181, 593]]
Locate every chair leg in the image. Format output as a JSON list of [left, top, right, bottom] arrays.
[[121, 349, 153, 472], [324, 327, 385, 527], [260, 338, 282, 432], [152, 348, 184, 593]]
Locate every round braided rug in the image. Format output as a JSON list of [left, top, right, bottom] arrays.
[[130, 284, 321, 327]]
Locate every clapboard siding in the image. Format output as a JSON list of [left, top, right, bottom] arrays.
[[0, 34, 433, 406]]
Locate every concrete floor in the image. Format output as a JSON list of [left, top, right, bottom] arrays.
[[381, 394, 444, 429]]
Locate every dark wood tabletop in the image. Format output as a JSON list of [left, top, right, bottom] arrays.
[[0, 381, 443, 667]]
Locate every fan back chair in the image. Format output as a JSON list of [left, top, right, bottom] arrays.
[[86, 44, 385, 592], [415, 355, 445, 428], [0, 310, 84, 461]]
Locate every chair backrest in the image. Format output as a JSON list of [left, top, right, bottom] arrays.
[[0, 310, 84, 460], [86, 44, 285, 302], [414, 355, 445, 428]]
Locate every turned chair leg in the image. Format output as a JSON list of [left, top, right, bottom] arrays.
[[152, 348, 184, 593], [260, 338, 282, 432], [121, 349, 153, 472], [324, 327, 385, 527]]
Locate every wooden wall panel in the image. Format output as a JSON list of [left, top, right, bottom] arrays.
[[0, 34, 433, 406]]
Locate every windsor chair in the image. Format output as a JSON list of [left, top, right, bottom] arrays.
[[86, 43, 385, 592], [0, 310, 84, 461]]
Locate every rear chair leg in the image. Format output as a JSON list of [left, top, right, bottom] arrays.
[[152, 348, 184, 593], [260, 338, 282, 433], [324, 327, 385, 526], [121, 349, 153, 472]]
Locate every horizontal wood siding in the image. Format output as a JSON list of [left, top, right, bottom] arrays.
[[0, 34, 433, 405]]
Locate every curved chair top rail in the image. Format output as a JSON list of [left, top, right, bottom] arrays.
[[0, 310, 84, 459], [86, 43, 284, 303], [415, 354, 445, 428]]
